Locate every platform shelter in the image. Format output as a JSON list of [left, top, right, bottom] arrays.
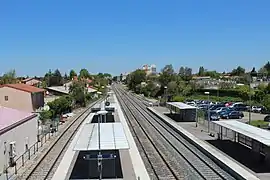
[[166, 102, 197, 122], [213, 120, 270, 160]]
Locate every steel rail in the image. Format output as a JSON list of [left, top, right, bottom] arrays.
[[23, 98, 103, 180], [114, 87, 179, 180], [115, 85, 235, 180]]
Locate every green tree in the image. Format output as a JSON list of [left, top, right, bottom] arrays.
[[69, 69, 77, 80], [167, 81, 178, 96], [79, 68, 90, 79], [204, 71, 220, 79], [1, 69, 17, 84], [47, 96, 72, 117], [263, 61, 270, 75], [69, 81, 86, 107], [236, 85, 251, 101], [52, 69, 63, 86], [103, 73, 112, 78], [39, 110, 52, 121], [127, 69, 146, 91], [64, 73, 68, 81], [179, 66, 185, 78], [231, 66, 245, 76], [44, 69, 63, 86], [159, 64, 175, 86], [254, 90, 265, 102], [112, 76, 118, 81], [198, 66, 205, 76], [263, 94, 270, 110]]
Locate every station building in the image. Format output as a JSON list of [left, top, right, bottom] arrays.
[[0, 106, 38, 179]]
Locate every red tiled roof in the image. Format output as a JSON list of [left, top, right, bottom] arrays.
[[21, 77, 34, 82], [0, 84, 45, 93]]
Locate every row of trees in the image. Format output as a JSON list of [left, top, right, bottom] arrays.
[[39, 80, 100, 121], [0, 68, 112, 90], [123, 61, 270, 109]]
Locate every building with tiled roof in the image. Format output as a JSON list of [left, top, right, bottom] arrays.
[[21, 77, 42, 87], [0, 84, 45, 112]]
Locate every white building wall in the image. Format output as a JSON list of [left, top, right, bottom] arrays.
[[0, 116, 38, 178]]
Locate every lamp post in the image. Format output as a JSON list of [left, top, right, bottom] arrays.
[[249, 74, 252, 125], [164, 86, 167, 105], [205, 91, 210, 133]]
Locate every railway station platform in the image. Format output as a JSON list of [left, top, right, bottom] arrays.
[[209, 120, 270, 180], [52, 92, 150, 180], [148, 106, 260, 180]]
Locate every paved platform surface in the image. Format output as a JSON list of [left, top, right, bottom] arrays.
[[148, 106, 260, 180], [53, 95, 149, 180], [5, 106, 89, 180], [114, 94, 150, 180]]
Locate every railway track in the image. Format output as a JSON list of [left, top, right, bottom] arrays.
[[114, 85, 236, 180], [20, 99, 103, 180]]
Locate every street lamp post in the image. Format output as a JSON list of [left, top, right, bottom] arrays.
[[205, 92, 210, 133], [249, 73, 253, 125], [164, 86, 168, 105]]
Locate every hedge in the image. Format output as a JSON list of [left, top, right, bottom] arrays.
[[195, 89, 242, 98]]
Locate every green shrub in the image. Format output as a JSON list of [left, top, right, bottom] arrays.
[[173, 96, 185, 102]]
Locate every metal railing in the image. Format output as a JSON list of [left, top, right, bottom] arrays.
[[3, 98, 100, 180], [4, 131, 55, 179]]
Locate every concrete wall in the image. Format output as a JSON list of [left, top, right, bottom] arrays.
[[0, 87, 44, 112], [0, 116, 38, 178], [31, 92, 44, 110], [0, 87, 33, 112]]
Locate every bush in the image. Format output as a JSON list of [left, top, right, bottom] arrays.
[[195, 89, 241, 98], [39, 110, 52, 120], [47, 95, 72, 117], [250, 120, 269, 128], [173, 96, 185, 102]]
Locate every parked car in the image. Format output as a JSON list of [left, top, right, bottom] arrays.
[[231, 103, 248, 111], [224, 102, 233, 107], [205, 111, 220, 121], [220, 111, 244, 119], [252, 106, 263, 113], [215, 107, 229, 113], [261, 106, 270, 114], [218, 108, 234, 116], [264, 115, 270, 122], [198, 104, 209, 110], [209, 104, 225, 110]]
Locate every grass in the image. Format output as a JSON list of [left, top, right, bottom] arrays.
[[249, 120, 269, 128]]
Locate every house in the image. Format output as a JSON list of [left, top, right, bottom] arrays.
[[46, 81, 98, 96], [0, 106, 38, 176], [0, 84, 45, 112], [21, 78, 42, 87]]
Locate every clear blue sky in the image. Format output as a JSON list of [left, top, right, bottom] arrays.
[[1, 0, 270, 76]]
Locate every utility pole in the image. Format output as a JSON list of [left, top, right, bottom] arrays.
[[249, 72, 253, 125], [205, 91, 210, 132]]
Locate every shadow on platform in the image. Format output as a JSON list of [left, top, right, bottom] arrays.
[[70, 150, 123, 179], [207, 140, 270, 173], [91, 114, 115, 123], [164, 113, 195, 122]]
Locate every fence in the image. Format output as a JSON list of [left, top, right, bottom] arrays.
[[3, 99, 99, 180], [197, 109, 236, 141], [5, 129, 56, 180]]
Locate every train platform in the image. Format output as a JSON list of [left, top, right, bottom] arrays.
[[148, 106, 260, 180], [52, 93, 150, 180]]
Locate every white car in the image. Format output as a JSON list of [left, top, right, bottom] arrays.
[[251, 106, 262, 113], [215, 107, 227, 113]]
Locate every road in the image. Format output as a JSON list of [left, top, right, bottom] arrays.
[[236, 112, 267, 123]]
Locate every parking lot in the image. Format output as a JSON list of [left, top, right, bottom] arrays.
[[233, 112, 268, 123]]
